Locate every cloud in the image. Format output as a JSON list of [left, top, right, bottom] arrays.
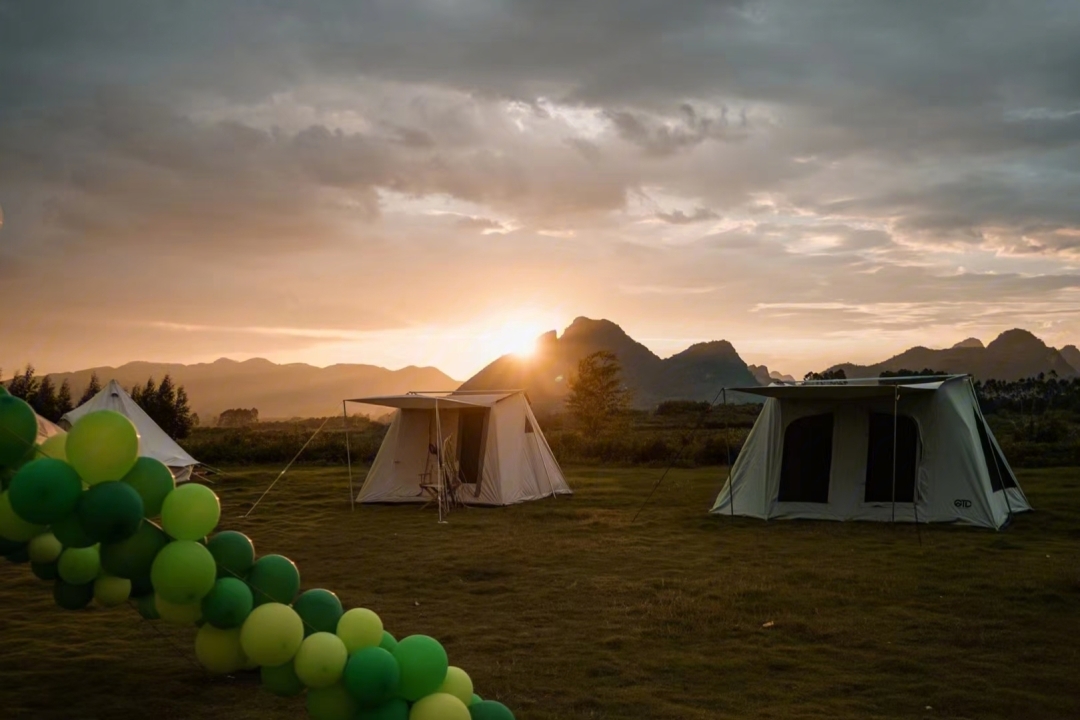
[[656, 208, 719, 224]]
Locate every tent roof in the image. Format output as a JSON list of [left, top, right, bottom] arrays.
[[35, 413, 64, 444], [61, 380, 199, 468], [730, 375, 966, 401], [347, 391, 517, 410]]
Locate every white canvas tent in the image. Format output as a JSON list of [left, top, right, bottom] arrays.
[[710, 375, 1030, 530], [348, 390, 570, 511], [61, 380, 199, 483], [35, 413, 65, 445]]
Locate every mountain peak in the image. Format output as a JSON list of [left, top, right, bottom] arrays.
[[987, 328, 1046, 351], [952, 337, 984, 349], [674, 340, 739, 359]]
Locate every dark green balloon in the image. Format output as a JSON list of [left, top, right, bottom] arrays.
[[0, 536, 26, 555], [206, 531, 255, 579], [77, 481, 144, 543], [392, 635, 448, 702], [0, 385, 7, 396], [31, 560, 59, 580], [201, 577, 254, 629], [100, 519, 169, 579], [469, 701, 516, 720], [53, 579, 94, 610], [261, 662, 304, 697], [0, 395, 37, 468], [379, 631, 398, 653], [343, 646, 400, 709], [8, 458, 83, 524], [4, 544, 30, 564], [136, 592, 160, 619], [293, 588, 344, 636], [247, 554, 300, 606], [357, 699, 410, 720], [120, 457, 175, 517], [51, 512, 97, 548]]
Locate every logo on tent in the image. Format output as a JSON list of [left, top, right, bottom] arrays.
[[953, 499, 972, 508]]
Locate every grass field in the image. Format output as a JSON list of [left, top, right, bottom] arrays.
[[2, 465, 1079, 720]]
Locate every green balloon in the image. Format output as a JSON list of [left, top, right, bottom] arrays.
[[100, 519, 169, 580], [161, 483, 220, 541], [392, 635, 449, 702], [306, 682, 358, 720], [468, 700, 516, 720], [201, 577, 254, 629], [150, 540, 217, 604], [247, 554, 301, 606], [120, 457, 175, 517], [77, 481, 144, 543], [0, 491, 46, 541], [0, 384, 8, 396], [51, 512, 97, 548], [294, 588, 344, 636], [379, 631, 398, 653], [343, 646, 400, 708], [5, 544, 30, 563], [240, 602, 304, 666], [8, 458, 83, 524], [357, 699, 410, 720], [31, 560, 58, 580], [471, 694, 482, 706], [57, 545, 101, 585], [294, 632, 349, 689], [136, 591, 160, 619], [261, 662, 305, 697], [66, 410, 140, 485], [206, 530, 255, 579], [130, 574, 154, 597], [53, 579, 94, 610], [28, 532, 63, 563], [0, 395, 37, 468]]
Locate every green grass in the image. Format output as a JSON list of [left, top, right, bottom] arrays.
[[2, 466, 1079, 719]]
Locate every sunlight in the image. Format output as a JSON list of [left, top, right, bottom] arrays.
[[476, 319, 546, 360]]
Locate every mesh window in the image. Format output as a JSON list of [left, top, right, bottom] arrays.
[[778, 413, 834, 503], [974, 409, 1016, 491], [864, 413, 919, 503]]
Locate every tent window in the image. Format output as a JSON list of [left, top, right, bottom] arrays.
[[456, 409, 488, 485], [778, 413, 834, 503], [974, 409, 1016, 491], [864, 413, 919, 503]]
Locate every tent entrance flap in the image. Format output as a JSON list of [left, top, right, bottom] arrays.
[[778, 413, 834, 503], [456, 408, 488, 486], [865, 413, 919, 503]]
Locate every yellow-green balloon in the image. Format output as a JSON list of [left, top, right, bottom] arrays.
[[150, 540, 217, 604], [155, 594, 204, 625], [438, 666, 474, 706], [336, 607, 384, 654], [0, 491, 46, 541], [57, 545, 101, 585], [408, 693, 470, 720], [160, 483, 220, 540], [28, 532, 63, 564], [195, 625, 246, 674], [93, 574, 132, 607], [240, 602, 304, 667], [307, 682, 358, 720], [295, 632, 349, 689], [37, 433, 67, 461], [66, 410, 140, 485]]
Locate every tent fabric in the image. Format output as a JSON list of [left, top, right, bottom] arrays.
[[710, 376, 1030, 530], [61, 380, 199, 481], [35, 413, 65, 445], [354, 390, 571, 506]]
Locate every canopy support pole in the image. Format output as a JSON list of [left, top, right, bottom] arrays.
[[724, 388, 735, 522], [435, 399, 446, 524], [891, 387, 899, 524], [343, 401, 355, 512]]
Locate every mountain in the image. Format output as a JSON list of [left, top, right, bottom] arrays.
[[1059, 345, 1080, 373], [39, 359, 459, 421], [748, 364, 797, 384], [828, 329, 1079, 381], [459, 317, 761, 409]]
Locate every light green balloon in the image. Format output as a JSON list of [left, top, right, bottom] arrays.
[[239, 602, 304, 667], [28, 532, 64, 564], [66, 410, 140, 485], [195, 625, 246, 674], [37, 433, 68, 461], [155, 594, 204, 625], [409, 693, 470, 720], [93, 574, 132, 607], [0, 491, 46, 541], [336, 607, 384, 654], [57, 545, 101, 585], [160, 483, 220, 540], [294, 632, 349, 689], [438, 666, 474, 706], [150, 540, 217, 604], [306, 682, 358, 720]]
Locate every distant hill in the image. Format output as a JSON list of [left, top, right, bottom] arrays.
[[459, 317, 761, 410], [40, 359, 460, 421], [828, 329, 1080, 381], [747, 364, 797, 384], [1059, 345, 1080, 373]]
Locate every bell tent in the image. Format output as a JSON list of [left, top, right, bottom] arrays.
[[710, 375, 1030, 530], [61, 380, 199, 482], [35, 412, 65, 445], [348, 390, 570, 507]]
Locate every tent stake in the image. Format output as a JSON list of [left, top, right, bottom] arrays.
[[343, 401, 355, 512]]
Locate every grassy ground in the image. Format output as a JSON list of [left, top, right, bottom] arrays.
[[1, 465, 1079, 720]]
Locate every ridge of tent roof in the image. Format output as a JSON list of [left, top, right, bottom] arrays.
[[729, 374, 969, 400], [346, 390, 520, 409]]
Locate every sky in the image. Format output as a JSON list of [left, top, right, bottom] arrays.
[[2, 1, 1080, 381]]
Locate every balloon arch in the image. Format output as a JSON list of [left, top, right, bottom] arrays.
[[0, 391, 515, 720]]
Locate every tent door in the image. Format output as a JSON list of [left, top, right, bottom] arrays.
[[456, 409, 489, 488]]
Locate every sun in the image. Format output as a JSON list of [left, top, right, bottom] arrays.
[[472, 317, 550, 363]]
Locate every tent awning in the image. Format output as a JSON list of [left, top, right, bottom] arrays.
[[346, 392, 516, 410], [730, 379, 952, 401]]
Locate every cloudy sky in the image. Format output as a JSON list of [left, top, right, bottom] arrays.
[[3, 1, 1079, 380]]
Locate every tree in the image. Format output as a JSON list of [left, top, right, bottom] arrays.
[[218, 408, 259, 427], [803, 368, 847, 382], [79, 372, 102, 405], [566, 351, 631, 434], [129, 374, 194, 440], [7, 365, 41, 401], [55, 380, 74, 418], [31, 376, 59, 422]]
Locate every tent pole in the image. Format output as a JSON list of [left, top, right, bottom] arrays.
[[343, 401, 355, 512], [724, 388, 735, 522], [435, 399, 445, 524], [891, 387, 899, 524]]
